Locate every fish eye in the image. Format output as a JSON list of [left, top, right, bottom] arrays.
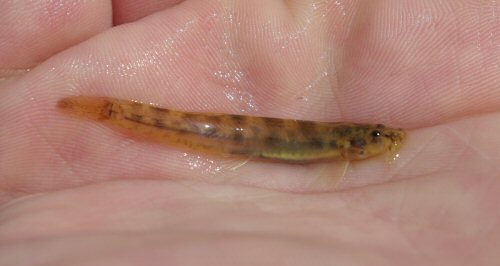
[[371, 130, 381, 138]]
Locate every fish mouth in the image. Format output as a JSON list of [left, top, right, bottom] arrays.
[[384, 129, 406, 144]]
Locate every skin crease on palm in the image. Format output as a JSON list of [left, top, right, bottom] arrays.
[[1, 0, 500, 265]]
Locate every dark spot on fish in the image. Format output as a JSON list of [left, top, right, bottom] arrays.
[[181, 113, 199, 121], [338, 126, 353, 137], [350, 138, 366, 148], [265, 135, 281, 146], [206, 115, 222, 124], [103, 102, 114, 119], [359, 125, 372, 133], [229, 114, 246, 125], [128, 113, 143, 122], [251, 126, 261, 136], [286, 130, 297, 140], [124, 115, 150, 127], [298, 121, 317, 136], [153, 118, 168, 129], [308, 138, 324, 149], [329, 140, 338, 149], [333, 140, 346, 150], [263, 117, 284, 129]]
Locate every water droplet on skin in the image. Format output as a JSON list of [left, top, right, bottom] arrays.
[[222, 87, 259, 112], [183, 153, 223, 175]]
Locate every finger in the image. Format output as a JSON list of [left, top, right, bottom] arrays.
[[112, 0, 186, 25], [0, 0, 112, 79], [336, 1, 500, 128]]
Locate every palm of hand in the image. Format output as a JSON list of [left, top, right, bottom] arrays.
[[1, 1, 499, 265]]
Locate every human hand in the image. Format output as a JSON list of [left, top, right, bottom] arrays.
[[1, 1, 499, 265]]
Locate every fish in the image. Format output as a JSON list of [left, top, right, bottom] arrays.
[[56, 96, 405, 162]]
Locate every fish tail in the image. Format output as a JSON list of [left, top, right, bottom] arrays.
[[57, 96, 113, 121]]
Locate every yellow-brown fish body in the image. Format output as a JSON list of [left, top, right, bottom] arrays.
[[57, 96, 405, 162]]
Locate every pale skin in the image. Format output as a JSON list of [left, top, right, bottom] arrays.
[[1, 0, 500, 265]]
